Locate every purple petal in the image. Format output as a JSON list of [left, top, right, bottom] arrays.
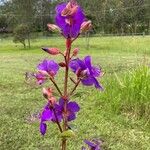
[[95, 146, 101, 150], [41, 105, 53, 121], [38, 59, 48, 71], [37, 59, 59, 75], [93, 77, 103, 90], [69, 59, 80, 73], [51, 111, 63, 122], [84, 140, 96, 148], [92, 66, 101, 77], [47, 60, 59, 75], [84, 56, 92, 71], [40, 122, 47, 135], [55, 3, 66, 14], [81, 76, 94, 86], [68, 112, 76, 121], [59, 98, 65, 106], [81, 146, 86, 150], [67, 101, 80, 112]]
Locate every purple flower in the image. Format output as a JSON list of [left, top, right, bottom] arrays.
[[34, 60, 59, 85], [70, 56, 103, 90], [39, 102, 62, 135], [55, 98, 80, 121], [37, 59, 59, 77], [39, 99, 80, 135], [83, 140, 101, 150], [55, 2, 85, 38], [40, 103, 53, 135]]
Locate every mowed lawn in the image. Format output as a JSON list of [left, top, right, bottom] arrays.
[[0, 36, 150, 150]]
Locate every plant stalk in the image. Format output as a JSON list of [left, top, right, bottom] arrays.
[[62, 38, 72, 150]]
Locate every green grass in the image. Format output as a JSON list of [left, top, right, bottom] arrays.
[[0, 36, 150, 150]]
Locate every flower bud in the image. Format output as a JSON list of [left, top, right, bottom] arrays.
[[80, 20, 92, 33], [73, 48, 79, 56], [47, 24, 61, 33], [59, 62, 66, 67], [42, 47, 60, 55], [49, 97, 56, 105], [42, 88, 53, 99], [61, 2, 78, 17], [64, 50, 67, 56]]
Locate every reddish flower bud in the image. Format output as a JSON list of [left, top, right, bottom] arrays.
[[64, 50, 67, 56], [49, 97, 56, 105], [73, 48, 79, 56], [42, 47, 60, 55], [80, 20, 92, 33], [47, 24, 61, 33], [59, 62, 66, 67], [61, 2, 78, 17], [42, 88, 53, 99]]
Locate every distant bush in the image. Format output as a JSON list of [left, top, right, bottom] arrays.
[[13, 24, 31, 48]]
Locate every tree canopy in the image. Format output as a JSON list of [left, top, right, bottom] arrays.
[[0, 0, 150, 35]]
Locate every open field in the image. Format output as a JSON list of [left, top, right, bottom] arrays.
[[0, 36, 150, 150]]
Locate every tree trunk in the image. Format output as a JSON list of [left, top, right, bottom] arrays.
[[27, 33, 31, 48], [148, 20, 150, 35], [134, 21, 137, 35], [22, 41, 26, 48]]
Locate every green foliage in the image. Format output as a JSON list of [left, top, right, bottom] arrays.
[[0, 15, 7, 28], [121, 66, 150, 118], [13, 24, 30, 48]]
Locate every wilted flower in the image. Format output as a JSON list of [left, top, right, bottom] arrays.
[[70, 56, 103, 90], [55, 1, 85, 38], [34, 73, 46, 85]]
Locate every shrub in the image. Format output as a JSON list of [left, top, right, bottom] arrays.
[[13, 24, 30, 48]]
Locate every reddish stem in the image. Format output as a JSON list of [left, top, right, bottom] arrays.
[[62, 38, 72, 150]]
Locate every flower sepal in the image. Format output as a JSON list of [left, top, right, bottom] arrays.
[[80, 20, 92, 33], [47, 24, 61, 33], [60, 129, 76, 139]]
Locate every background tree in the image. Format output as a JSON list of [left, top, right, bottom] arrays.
[[13, 24, 30, 48]]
